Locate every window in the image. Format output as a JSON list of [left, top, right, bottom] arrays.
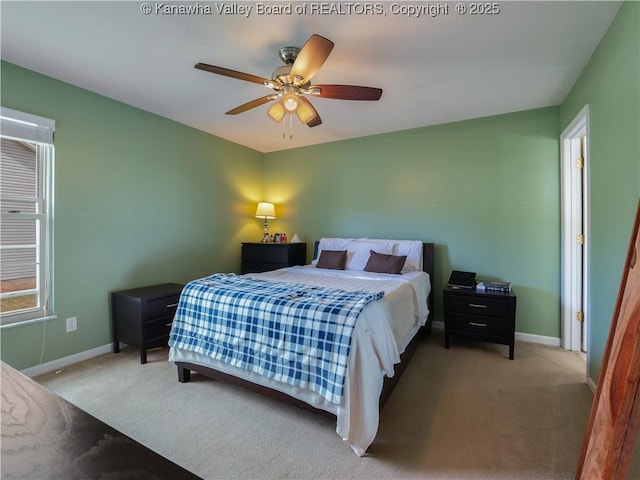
[[1, 107, 55, 327]]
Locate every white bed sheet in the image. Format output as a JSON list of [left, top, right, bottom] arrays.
[[168, 266, 431, 455]]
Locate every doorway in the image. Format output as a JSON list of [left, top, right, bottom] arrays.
[[561, 105, 589, 360]]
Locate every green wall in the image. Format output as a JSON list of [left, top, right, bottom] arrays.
[[560, 0, 640, 382], [2, 1, 637, 379], [1, 61, 263, 370], [263, 107, 561, 338]]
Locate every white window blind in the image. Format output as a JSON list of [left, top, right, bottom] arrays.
[[1, 107, 55, 145], [1, 107, 55, 327]]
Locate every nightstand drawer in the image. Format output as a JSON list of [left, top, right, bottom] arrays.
[[145, 295, 180, 319], [241, 243, 307, 274], [242, 244, 289, 264], [447, 313, 511, 337], [145, 314, 174, 342], [447, 294, 511, 318], [241, 262, 285, 273]]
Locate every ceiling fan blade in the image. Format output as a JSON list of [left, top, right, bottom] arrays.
[[195, 63, 269, 85], [290, 34, 334, 85], [297, 96, 322, 127], [226, 95, 274, 115], [312, 85, 383, 101], [306, 113, 322, 128]]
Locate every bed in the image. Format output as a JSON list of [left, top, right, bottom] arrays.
[[168, 238, 434, 455]]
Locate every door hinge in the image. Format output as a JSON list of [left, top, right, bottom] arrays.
[[577, 234, 585, 245], [577, 311, 585, 322], [576, 157, 584, 168]]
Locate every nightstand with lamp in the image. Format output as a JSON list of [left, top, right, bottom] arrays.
[[242, 201, 306, 273]]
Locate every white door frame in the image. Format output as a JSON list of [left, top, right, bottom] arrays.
[[560, 105, 590, 358]]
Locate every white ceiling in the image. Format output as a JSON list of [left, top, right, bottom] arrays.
[[1, 1, 622, 153]]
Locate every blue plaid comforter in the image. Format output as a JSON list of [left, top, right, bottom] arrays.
[[169, 274, 384, 404]]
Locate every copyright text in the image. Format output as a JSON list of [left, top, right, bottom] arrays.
[[139, 2, 501, 18]]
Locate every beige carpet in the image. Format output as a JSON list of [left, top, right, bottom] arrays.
[[34, 332, 630, 480]]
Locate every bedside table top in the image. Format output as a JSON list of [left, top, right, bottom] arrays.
[[242, 242, 306, 246], [444, 285, 516, 297], [112, 283, 184, 300]]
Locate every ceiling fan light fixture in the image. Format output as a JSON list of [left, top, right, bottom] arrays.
[[296, 101, 316, 124], [282, 93, 299, 112], [267, 102, 286, 122]]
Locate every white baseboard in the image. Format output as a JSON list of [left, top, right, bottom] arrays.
[[514, 331, 561, 347], [587, 376, 597, 393], [20, 324, 565, 378], [21, 343, 120, 378], [431, 320, 561, 347]]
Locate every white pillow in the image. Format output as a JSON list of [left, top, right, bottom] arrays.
[[353, 238, 422, 272], [395, 240, 424, 272], [313, 238, 354, 265], [313, 237, 423, 272], [354, 238, 402, 256], [345, 239, 396, 271]]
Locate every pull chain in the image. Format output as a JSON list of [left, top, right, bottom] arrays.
[[282, 114, 294, 140], [289, 114, 293, 140]]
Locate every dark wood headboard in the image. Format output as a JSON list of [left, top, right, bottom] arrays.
[[313, 241, 435, 327]]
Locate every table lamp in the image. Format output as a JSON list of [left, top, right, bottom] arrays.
[[255, 202, 276, 242]]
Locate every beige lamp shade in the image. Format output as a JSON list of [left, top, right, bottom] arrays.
[[267, 102, 285, 123], [255, 202, 276, 219], [296, 101, 316, 124]]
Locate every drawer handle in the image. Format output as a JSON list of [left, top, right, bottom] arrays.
[[468, 303, 488, 309], [166, 303, 178, 308], [469, 322, 488, 327]]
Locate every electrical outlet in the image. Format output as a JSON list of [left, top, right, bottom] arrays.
[[66, 316, 77, 332]]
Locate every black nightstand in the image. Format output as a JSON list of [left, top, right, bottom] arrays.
[[241, 242, 307, 273], [111, 283, 184, 364], [443, 286, 517, 359]]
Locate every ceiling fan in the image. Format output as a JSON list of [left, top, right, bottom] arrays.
[[195, 34, 383, 128]]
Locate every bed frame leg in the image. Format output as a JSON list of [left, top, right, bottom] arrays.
[[177, 365, 191, 383]]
